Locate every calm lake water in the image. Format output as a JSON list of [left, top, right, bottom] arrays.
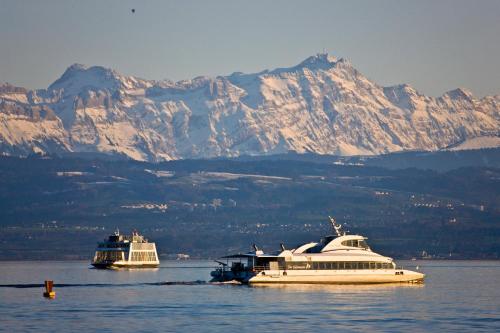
[[1, 260, 499, 332]]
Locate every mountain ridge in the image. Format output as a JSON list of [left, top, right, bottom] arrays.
[[1, 53, 499, 161]]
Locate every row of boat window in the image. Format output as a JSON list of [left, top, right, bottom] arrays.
[[285, 261, 395, 270], [98, 243, 126, 249], [94, 251, 157, 262], [131, 251, 157, 262], [341, 239, 370, 249], [132, 243, 155, 251], [94, 251, 123, 262]]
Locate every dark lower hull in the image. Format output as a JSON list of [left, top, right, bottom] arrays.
[[210, 269, 254, 283], [91, 262, 159, 269]]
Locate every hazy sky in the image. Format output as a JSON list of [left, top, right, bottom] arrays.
[[1, 0, 499, 97]]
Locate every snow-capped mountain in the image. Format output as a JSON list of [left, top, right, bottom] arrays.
[[1, 54, 499, 161]]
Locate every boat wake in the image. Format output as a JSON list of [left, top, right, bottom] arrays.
[[0, 280, 242, 288]]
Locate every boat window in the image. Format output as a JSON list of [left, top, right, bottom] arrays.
[[358, 240, 369, 249], [341, 239, 358, 247], [363, 262, 369, 269], [376, 263, 382, 269], [247, 258, 254, 268], [370, 262, 376, 269]]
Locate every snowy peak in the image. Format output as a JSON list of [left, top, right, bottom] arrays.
[[383, 84, 424, 110], [269, 53, 343, 75], [0, 83, 31, 105], [48, 63, 127, 95], [63, 63, 90, 73], [384, 83, 419, 96], [0, 83, 28, 94], [296, 53, 338, 68], [443, 88, 475, 101]]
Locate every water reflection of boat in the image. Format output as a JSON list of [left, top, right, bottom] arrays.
[[211, 216, 425, 284], [91, 230, 159, 269]]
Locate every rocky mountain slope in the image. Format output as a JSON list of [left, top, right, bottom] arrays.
[[1, 54, 499, 161]]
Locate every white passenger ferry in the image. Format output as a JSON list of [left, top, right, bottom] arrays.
[[91, 230, 159, 268], [211, 217, 424, 284]]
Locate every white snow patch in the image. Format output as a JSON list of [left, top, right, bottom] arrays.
[[197, 171, 291, 181], [57, 171, 91, 176], [448, 136, 500, 151], [144, 169, 175, 177], [121, 203, 168, 212], [0, 93, 28, 103]]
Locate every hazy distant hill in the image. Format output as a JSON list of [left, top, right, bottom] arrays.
[[0, 155, 498, 260], [233, 148, 500, 172], [344, 148, 500, 171], [1, 54, 499, 161]]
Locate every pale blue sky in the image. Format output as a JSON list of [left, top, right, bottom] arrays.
[[1, 0, 499, 97]]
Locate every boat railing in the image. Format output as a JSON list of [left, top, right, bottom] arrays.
[[216, 263, 287, 273], [252, 265, 269, 272]]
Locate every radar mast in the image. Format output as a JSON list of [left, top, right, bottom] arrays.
[[328, 216, 345, 237]]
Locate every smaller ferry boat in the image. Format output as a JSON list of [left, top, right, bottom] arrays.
[[91, 230, 159, 268], [211, 217, 424, 284]]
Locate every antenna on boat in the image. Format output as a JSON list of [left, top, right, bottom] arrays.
[[252, 244, 259, 252], [328, 216, 345, 236], [114, 228, 120, 236], [280, 243, 286, 251]]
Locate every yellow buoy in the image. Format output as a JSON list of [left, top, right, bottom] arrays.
[[43, 280, 56, 299]]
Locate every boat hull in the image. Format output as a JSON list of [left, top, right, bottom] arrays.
[[248, 269, 424, 284], [210, 268, 424, 284]]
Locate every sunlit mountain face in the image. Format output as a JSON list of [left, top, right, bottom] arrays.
[[1, 54, 499, 161]]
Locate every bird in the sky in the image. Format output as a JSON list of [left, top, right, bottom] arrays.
[[131, 9, 135, 13]]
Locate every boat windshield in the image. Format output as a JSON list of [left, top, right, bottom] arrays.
[[341, 239, 370, 249], [319, 235, 336, 245]]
